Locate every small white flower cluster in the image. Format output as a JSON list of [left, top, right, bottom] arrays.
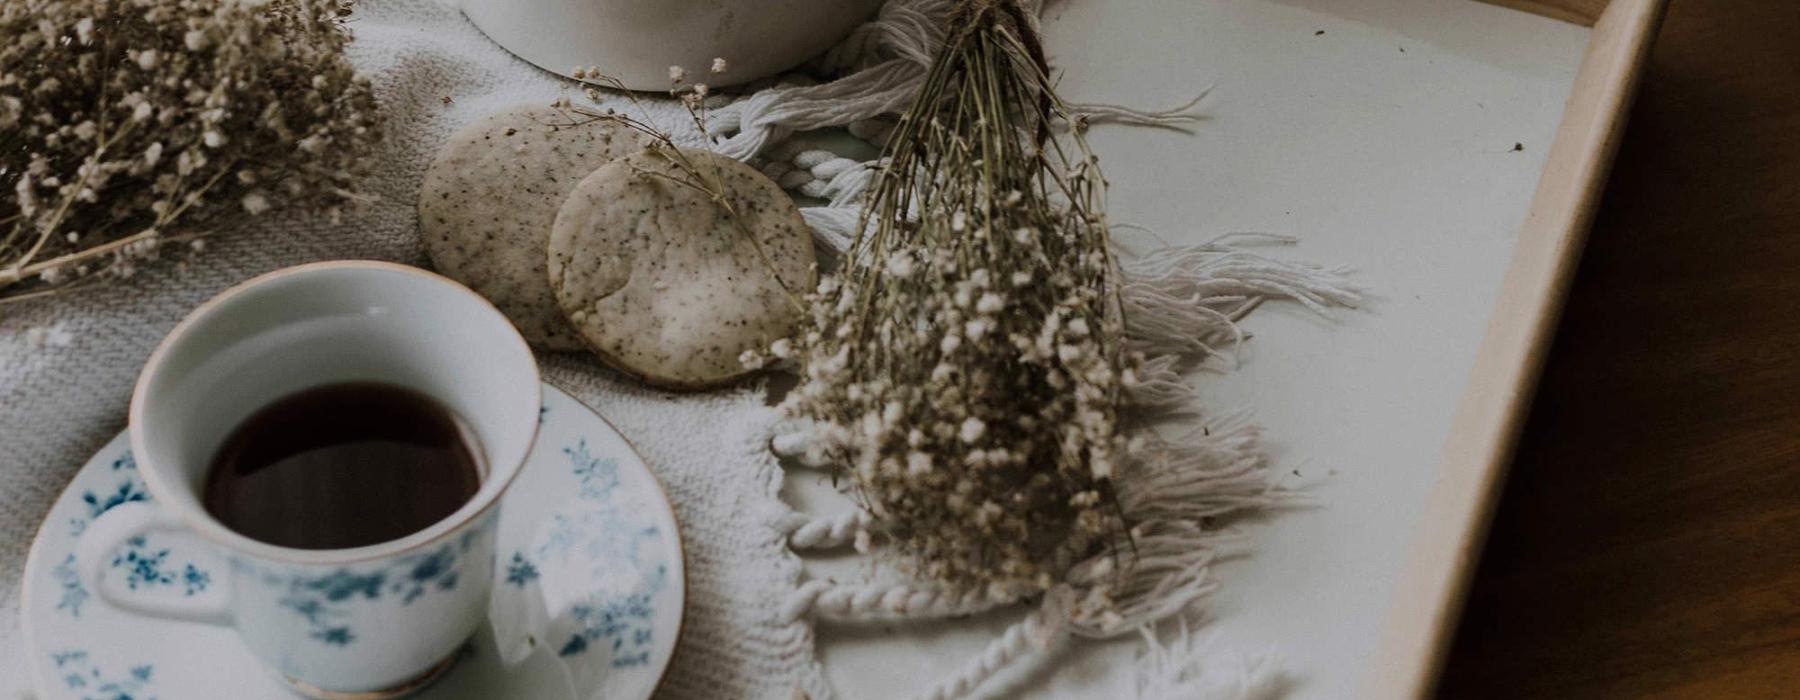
[[780, 171, 1139, 592], [770, 6, 1156, 591], [1, 0, 382, 300], [574, 56, 729, 118]]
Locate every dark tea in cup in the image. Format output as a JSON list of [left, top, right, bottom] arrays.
[[202, 381, 484, 550]]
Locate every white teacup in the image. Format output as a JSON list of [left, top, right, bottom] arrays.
[[75, 261, 541, 697]]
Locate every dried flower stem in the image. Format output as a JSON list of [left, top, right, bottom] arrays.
[[783, 0, 1139, 592], [1, 0, 383, 304]]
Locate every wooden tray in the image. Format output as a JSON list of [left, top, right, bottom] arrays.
[[804, 1, 1668, 697]]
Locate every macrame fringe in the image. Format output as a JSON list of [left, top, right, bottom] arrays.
[[784, 579, 1019, 623], [1061, 413, 1271, 638], [1066, 88, 1212, 132], [767, 238, 1349, 695], [907, 588, 1073, 700], [1131, 620, 1286, 700], [771, 426, 835, 468], [892, 612, 1288, 700], [738, 403, 840, 699], [1116, 413, 1278, 523], [1115, 234, 1361, 412], [767, 236, 1353, 695], [772, 508, 871, 550], [1124, 353, 1199, 410], [706, 0, 958, 159], [794, 223, 1366, 364], [800, 207, 860, 254], [708, 59, 922, 160], [1119, 234, 1363, 362], [710, 0, 1202, 164]]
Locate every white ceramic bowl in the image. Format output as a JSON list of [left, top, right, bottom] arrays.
[[460, 0, 884, 90]]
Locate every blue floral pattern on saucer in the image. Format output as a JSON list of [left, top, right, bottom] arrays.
[[22, 384, 684, 700], [49, 649, 155, 700], [501, 440, 669, 669], [67, 451, 145, 537]]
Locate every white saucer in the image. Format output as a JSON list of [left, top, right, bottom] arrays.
[[21, 383, 684, 700]]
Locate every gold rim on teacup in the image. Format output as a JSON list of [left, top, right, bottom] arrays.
[[126, 260, 542, 566]]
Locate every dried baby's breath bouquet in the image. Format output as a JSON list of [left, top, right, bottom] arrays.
[[781, 0, 1137, 592], [0, 0, 382, 303]]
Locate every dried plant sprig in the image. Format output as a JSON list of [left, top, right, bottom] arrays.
[[0, 0, 383, 303], [781, 0, 1139, 592]]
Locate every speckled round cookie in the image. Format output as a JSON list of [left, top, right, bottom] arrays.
[[548, 147, 815, 389], [419, 105, 651, 350]]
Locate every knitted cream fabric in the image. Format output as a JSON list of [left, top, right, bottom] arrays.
[[0, 1, 826, 696]]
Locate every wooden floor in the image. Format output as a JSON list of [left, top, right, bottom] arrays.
[[1436, 1, 1800, 697]]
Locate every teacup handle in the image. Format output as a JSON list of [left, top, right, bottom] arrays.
[[76, 501, 234, 627]]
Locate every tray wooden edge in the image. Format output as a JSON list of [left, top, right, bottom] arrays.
[[1480, 0, 1608, 26], [1369, 1, 1670, 697]]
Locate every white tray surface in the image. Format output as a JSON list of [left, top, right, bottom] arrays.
[[803, 1, 1590, 697]]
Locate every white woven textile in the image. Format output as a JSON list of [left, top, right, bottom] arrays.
[[0, 2, 826, 696], [2, 2, 1358, 698]]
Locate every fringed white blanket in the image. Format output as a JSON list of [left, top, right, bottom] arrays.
[[0, 1, 1358, 698]]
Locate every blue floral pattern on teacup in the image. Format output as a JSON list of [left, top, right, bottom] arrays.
[[111, 537, 210, 595], [27, 385, 683, 700], [261, 516, 496, 647], [57, 449, 214, 619]]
